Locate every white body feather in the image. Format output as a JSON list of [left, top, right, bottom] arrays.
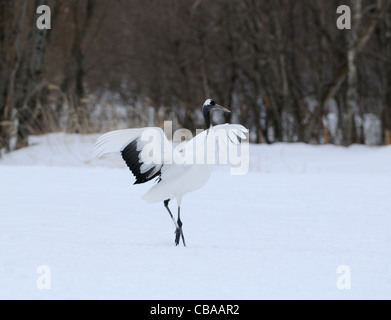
[[92, 124, 247, 206]]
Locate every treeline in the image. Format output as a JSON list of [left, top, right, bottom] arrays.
[[1, 0, 391, 153]]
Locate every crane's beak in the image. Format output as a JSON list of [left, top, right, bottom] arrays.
[[214, 104, 231, 113]]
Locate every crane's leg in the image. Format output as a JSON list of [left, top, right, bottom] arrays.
[[164, 199, 186, 247], [175, 206, 186, 247], [164, 199, 178, 229]]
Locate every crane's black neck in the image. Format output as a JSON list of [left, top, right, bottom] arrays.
[[203, 107, 211, 129]]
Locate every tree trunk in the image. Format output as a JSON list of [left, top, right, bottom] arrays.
[[15, 0, 50, 149], [62, 0, 97, 134], [0, 0, 15, 152], [3, 1, 28, 151], [383, 8, 391, 145], [343, 0, 361, 146]]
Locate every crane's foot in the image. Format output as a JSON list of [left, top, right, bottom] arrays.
[[174, 220, 186, 247], [175, 228, 181, 246]]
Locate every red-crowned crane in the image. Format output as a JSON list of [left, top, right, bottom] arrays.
[[93, 99, 247, 246]]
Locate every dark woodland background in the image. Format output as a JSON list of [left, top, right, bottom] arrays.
[[1, 0, 391, 153]]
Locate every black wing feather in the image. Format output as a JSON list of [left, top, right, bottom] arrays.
[[121, 139, 162, 185]]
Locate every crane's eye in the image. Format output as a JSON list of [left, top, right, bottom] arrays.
[[210, 100, 216, 106]]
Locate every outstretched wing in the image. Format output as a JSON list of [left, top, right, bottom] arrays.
[[211, 123, 248, 144], [92, 128, 171, 184], [179, 123, 248, 165]]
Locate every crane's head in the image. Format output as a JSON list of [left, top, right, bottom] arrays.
[[202, 99, 231, 113]]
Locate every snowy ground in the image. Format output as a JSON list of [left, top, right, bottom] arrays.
[[0, 133, 390, 299]]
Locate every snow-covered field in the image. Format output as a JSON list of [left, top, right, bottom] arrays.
[[0, 133, 390, 299]]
